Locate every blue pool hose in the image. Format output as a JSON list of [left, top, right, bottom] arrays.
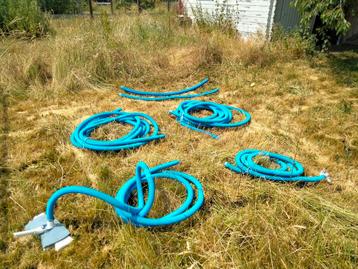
[[119, 78, 219, 101], [170, 100, 251, 139], [225, 149, 329, 182], [46, 161, 204, 226], [70, 108, 165, 151]]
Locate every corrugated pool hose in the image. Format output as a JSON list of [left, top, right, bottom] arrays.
[[119, 78, 219, 101], [70, 108, 165, 151], [225, 149, 330, 182], [14, 160, 205, 250], [170, 100, 251, 139]]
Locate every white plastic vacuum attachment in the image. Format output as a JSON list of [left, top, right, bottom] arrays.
[[13, 213, 73, 251]]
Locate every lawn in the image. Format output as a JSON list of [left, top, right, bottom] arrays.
[[0, 8, 357, 269]]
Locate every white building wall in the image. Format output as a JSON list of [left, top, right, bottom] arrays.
[[184, 0, 277, 38]]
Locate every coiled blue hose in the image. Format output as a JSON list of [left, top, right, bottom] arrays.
[[170, 100, 251, 139], [225, 149, 329, 182], [119, 78, 219, 101], [70, 108, 165, 151], [46, 161, 205, 227]]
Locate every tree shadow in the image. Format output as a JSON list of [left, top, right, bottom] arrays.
[[325, 48, 358, 88], [0, 88, 10, 253]]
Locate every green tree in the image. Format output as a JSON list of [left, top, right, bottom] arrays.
[[293, 0, 357, 37]]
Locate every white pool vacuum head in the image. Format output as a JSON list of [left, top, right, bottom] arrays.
[[13, 213, 73, 251]]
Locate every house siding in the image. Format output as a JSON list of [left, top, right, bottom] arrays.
[[184, 0, 277, 38], [274, 0, 300, 31]]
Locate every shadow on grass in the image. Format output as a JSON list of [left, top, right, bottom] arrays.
[[326, 50, 358, 87], [0, 88, 9, 253]]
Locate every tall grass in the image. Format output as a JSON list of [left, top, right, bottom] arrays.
[[0, 0, 50, 38]]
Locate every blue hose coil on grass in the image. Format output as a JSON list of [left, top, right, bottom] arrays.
[[225, 149, 328, 182], [46, 161, 204, 227], [70, 108, 165, 151], [170, 100, 251, 139], [119, 78, 219, 101]]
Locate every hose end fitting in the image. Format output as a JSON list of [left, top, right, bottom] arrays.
[[320, 169, 332, 184]]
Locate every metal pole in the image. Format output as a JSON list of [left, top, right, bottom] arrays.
[[137, 0, 142, 13], [167, 0, 170, 12], [111, 0, 114, 15], [88, 0, 93, 18], [76, 0, 81, 14]]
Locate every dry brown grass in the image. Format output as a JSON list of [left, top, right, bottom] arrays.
[[0, 8, 357, 269]]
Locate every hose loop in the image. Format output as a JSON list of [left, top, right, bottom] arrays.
[[70, 109, 165, 151], [225, 149, 328, 182], [119, 78, 219, 101], [170, 100, 251, 139]]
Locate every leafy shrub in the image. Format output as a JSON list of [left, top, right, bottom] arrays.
[[0, 0, 50, 37], [38, 0, 85, 14], [116, 0, 155, 10], [271, 25, 316, 56], [116, 0, 132, 10], [140, 0, 155, 10]]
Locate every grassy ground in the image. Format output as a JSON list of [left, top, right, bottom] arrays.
[[0, 8, 357, 269]]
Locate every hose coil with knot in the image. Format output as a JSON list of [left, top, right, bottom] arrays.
[[46, 160, 205, 227]]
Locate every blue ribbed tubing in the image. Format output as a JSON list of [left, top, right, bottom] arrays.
[[119, 78, 219, 101], [70, 108, 165, 151], [225, 149, 328, 182], [46, 161, 204, 227], [170, 100, 251, 139]]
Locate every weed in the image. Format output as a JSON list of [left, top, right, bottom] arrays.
[[192, 0, 239, 36], [339, 99, 353, 114]]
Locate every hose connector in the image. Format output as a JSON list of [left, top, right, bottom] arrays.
[[320, 169, 332, 184]]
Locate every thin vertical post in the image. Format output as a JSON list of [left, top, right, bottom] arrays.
[[137, 0, 142, 13], [111, 0, 114, 15], [76, 0, 81, 14], [88, 0, 93, 18], [167, 0, 170, 12]]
